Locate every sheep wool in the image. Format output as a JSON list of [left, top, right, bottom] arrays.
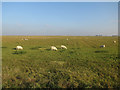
[[61, 45, 67, 49], [51, 46, 57, 51], [16, 46, 23, 50]]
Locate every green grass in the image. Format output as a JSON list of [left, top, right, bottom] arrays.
[[2, 36, 120, 88]]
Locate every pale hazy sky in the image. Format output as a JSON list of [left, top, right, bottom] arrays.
[[2, 2, 118, 36]]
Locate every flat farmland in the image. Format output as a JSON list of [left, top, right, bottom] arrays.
[[2, 36, 119, 88]]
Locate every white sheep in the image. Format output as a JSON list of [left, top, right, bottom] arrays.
[[16, 46, 23, 50], [113, 41, 116, 43], [100, 45, 105, 48], [22, 38, 28, 40], [61, 45, 67, 49], [51, 46, 57, 51], [66, 38, 68, 40], [25, 38, 28, 40]]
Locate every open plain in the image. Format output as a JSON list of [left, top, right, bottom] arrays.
[[2, 36, 119, 88]]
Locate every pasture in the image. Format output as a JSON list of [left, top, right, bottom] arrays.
[[2, 36, 119, 88]]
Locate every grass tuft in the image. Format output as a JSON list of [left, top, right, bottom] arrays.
[[12, 50, 27, 54]]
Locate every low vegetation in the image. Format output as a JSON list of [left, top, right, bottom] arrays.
[[2, 36, 119, 88]]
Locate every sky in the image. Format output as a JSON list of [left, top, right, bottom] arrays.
[[2, 2, 118, 36]]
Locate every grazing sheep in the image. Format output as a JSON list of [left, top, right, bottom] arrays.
[[61, 45, 67, 49], [100, 45, 105, 48], [25, 38, 28, 40], [16, 46, 23, 50], [22, 38, 28, 40], [113, 41, 116, 43], [66, 38, 68, 40], [51, 46, 57, 51]]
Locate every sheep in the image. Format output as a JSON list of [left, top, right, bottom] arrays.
[[16, 46, 23, 50], [100, 45, 105, 48], [25, 38, 28, 40], [113, 41, 116, 43], [21, 38, 28, 40], [61, 45, 67, 49], [66, 38, 68, 40], [51, 46, 57, 51]]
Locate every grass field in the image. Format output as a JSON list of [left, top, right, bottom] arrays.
[[2, 36, 119, 88]]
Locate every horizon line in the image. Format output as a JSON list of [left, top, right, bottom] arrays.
[[1, 35, 118, 36]]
